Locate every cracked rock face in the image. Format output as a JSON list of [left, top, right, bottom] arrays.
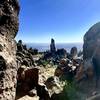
[[0, 0, 20, 100]]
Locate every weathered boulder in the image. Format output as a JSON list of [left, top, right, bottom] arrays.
[[17, 67, 39, 92], [83, 22, 100, 60], [45, 76, 65, 99], [0, 0, 20, 99], [70, 46, 78, 59], [83, 22, 100, 84]]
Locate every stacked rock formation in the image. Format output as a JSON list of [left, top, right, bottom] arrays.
[[0, 0, 20, 100]]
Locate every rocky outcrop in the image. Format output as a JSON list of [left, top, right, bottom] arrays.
[[74, 22, 100, 99], [70, 47, 78, 59], [16, 40, 35, 68], [56, 49, 67, 59], [50, 38, 56, 53], [16, 65, 52, 100], [83, 22, 100, 81], [16, 67, 39, 98], [83, 22, 100, 60], [54, 58, 81, 82], [17, 40, 23, 52], [45, 76, 64, 97], [0, 0, 20, 100]]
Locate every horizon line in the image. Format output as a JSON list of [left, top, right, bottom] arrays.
[[23, 42, 83, 44]]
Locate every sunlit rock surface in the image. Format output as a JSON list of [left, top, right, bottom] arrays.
[[0, 0, 20, 99]]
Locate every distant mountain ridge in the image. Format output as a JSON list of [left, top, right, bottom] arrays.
[[26, 43, 83, 52]]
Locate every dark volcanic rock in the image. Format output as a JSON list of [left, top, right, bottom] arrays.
[[17, 40, 23, 52], [16, 40, 35, 68], [0, 0, 20, 99], [50, 38, 56, 53], [36, 84, 50, 100], [56, 48, 67, 59], [70, 46, 78, 58], [28, 47, 38, 55], [17, 67, 39, 95]]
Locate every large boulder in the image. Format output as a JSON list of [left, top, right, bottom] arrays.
[[83, 22, 100, 60], [17, 67, 39, 92], [70, 46, 78, 59], [0, 0, 20, 99], [80, 22, 100, 96], [45, 76, 64, 97], [83, 22, 100, 78]]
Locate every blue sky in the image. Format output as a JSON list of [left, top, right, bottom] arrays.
[[16, 0, 100, 43]]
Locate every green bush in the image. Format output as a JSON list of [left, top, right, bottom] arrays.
[[58, 81, 79, 100], [41, 60, 49, 66], [63, 82, 78, 100]]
